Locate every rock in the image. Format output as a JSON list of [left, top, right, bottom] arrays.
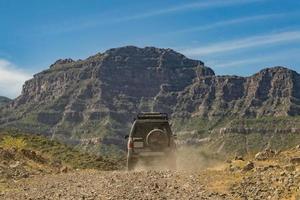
[[255, 149, 275, 161], [280, 171, 287, 176], [60, 166, 69, 173], [255, 152, 266, 160], [284, 165, 296, 171], [229, 164, 240, 172], [9, 161, 20, 168], [0, 148, 15, 160], [21, 149, 46, 163], [50, 58, 74, 68], [51, 160, 62, 168], [226, 160, 232, 164], [290, 157, 300, 165], [243, 161, 255, 171], [234, 156, 244, 161]]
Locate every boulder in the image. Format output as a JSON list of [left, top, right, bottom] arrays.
[[60, 166, 69, 173], [243, 161, 255, 171], [255, 149, 275, 161], [290, 157, 300, 165], [234, 156, 244, 161]]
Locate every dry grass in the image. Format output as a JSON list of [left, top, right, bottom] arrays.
[[199, 169, 243, 194], [1, 135, 27, 150]]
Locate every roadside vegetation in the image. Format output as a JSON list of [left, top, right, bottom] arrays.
[[0, 129, 124, 171]]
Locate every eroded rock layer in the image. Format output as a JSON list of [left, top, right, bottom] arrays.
[[0, 46, 299, 151]]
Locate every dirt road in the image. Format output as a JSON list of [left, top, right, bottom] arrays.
[[2, 165, 300, 200], [1, 147, 300, 200], [1, 169, 234, 200]]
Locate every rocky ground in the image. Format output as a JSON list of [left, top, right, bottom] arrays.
[[1, 170, 230, 200], [1, 146, 300, 200]]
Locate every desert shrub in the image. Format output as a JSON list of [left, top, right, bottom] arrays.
[[0, 131, 123, 170], [1, 135, 27, 150]]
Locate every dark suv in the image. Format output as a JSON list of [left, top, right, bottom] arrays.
[[125, 112, 176, 170]]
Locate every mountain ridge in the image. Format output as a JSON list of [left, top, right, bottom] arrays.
[[0, 46, 299, 155]]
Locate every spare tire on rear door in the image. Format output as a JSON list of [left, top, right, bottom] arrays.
[[146, 129, 169, 150]]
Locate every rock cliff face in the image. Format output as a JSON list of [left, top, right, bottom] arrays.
[[0, 46, 299, 152], [175, 67, 300, 118]]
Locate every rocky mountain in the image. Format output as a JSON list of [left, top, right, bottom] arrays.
[[0, 96, 12, 107], [1, 46, 300, 155], [175, 67, 300, 118]]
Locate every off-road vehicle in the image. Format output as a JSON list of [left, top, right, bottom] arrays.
[[125, 112, 176, 170]]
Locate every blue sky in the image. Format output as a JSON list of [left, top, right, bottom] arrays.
[[0, 0, 300, 98]]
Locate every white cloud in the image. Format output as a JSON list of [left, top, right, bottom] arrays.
[[0, 59, 32, 99], [206, 48, 300, 68], [167, 12, 292, 35], [182, 30, 300, 56], [115, 0, 266, 22], [40, 0, 266, 35]]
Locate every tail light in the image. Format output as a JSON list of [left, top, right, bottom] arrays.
[[128, 139, 134, 149]]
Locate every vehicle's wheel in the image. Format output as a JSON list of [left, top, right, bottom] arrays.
[[146, 129, 168, 150]]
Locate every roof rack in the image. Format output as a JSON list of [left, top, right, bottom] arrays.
[[136, 112, 168, 120]]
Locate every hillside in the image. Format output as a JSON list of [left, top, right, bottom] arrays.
[[0, 46, 300, 155], [0, 130, 122, 182], [0, 96, 11, 107]]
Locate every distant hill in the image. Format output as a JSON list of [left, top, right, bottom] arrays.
[[0, 96, 11, 107], [0, 46, 300, 155]]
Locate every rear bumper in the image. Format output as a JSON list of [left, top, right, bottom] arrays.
[[133, 151, 166, 158]]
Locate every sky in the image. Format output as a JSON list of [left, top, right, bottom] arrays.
[[0, 0, 300, 98]]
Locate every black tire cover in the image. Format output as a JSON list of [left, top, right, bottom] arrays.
[[146, 129, 168, 149]]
